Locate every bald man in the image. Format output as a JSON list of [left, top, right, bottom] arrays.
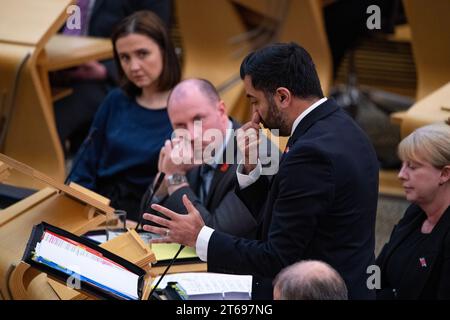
[[273, 260, 348, 300], [140, 78, 262, 238]]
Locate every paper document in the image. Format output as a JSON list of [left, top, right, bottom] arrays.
[[153, 272, 252, 300], [152, 243, 198, 262], [33, 231, 140, 300]]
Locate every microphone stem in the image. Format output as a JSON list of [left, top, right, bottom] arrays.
[[135, 172, 165, 231], [149, 245, 184, 299]]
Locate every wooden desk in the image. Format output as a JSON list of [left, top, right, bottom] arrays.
[[392, 82, 450, 138], [43, 35, 113, 71], [0, 0, 73, 47], [151, 262, 207, 276], [0, 0, 113, 186], [388, 24, 412, 43]]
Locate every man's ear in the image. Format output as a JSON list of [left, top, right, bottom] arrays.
[[276, 87, 291, 109], [217, 100, 227, 115], [440, 165, 450, 184]]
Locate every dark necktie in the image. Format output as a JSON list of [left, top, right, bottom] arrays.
[[199, 164, 214, 204]]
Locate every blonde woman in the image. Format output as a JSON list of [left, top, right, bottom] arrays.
[[376, 122, 450, 299]]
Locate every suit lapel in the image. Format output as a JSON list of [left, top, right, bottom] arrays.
[[203, 118, 240, 207], [187, 166, 202, 195], [260, 100, 339, 238], [289, 99, 339, 146], [205, 164, 235, 207], [279, 99, 338, 164]]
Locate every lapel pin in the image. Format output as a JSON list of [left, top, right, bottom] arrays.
[[284, 146, 290, 154], [220, 163, 229, 172], [419, 257, 427, 268]]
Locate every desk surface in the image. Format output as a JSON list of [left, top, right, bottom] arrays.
[[391, 82, 450, 123], [0, 0, 72, 47], [151, 262, 207, 276], [406, 82, 450, 121], [391, 82, 450, 137], [43, 35, 113, 71]]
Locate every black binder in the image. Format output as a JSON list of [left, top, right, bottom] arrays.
[[22, 222, 147, 300]]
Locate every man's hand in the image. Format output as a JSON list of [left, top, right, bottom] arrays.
[[159, 139, 197, 176], [67, 60, 107, 81], [142, 195, 205, 248], [237, 112, 261, 174]]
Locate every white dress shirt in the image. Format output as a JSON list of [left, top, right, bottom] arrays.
[[195, 97, 328, 261]]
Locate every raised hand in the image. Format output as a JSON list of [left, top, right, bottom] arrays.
[[236, 112, 261, 174], [143, 194, 205, 247]]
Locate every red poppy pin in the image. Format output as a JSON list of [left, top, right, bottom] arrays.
[[220, 163, 229, 172], [419, 257, 427, 268]]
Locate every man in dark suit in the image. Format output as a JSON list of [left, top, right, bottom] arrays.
[[141, 78, 260, 239], [143, 43, 379, 300], [54, 0, 172, 155]]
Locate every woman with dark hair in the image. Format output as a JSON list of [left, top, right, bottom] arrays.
[[376, 122, 450, 299], [70, 11, 181, 221]]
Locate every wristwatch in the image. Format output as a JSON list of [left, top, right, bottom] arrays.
[[166, 173, 188, 186]]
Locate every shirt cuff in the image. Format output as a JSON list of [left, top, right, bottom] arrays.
[[196, 226, 215, 262], [236, 160, 262, 189]]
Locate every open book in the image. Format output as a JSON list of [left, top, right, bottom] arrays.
[[153, 272, 252, 300]]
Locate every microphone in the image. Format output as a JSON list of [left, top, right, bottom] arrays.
[[135, 172, 166, 231], [64, 128, 98, 185], [149, 244, 185, 299]]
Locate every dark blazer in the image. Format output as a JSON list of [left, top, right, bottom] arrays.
[[89, 0, 172, 37], [376, 204, 450, 299], [141, 119, 259, 239], [206, 99, 379, 300]]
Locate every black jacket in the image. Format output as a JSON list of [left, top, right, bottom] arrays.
[[206, 99, 379, 300], [376, 204, 450, 299]]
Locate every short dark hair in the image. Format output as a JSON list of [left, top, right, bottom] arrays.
[[240, 42, 324, 99], [111, 11, 181, 97]]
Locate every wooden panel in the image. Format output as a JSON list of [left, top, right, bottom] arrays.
[[336, 37, 416, 98], [379, 169, 404, 197], [52, 87, 73, 102], [0, 44, 65, 186], [0, 153, 115, 215], [0, 0, 73, 48], [176, 0, 251, 112], [399, 82, 450, 138], [278, 0, 333, 95], [43, 35, 113, 71], [0, 192, 106, 261], [231, 0, 281, 20], [403, 0, 450, 99]]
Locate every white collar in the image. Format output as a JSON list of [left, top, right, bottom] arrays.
[[290, 97, 328, 136]]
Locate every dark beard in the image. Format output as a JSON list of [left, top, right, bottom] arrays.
[[260, 95, 291, 136]]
